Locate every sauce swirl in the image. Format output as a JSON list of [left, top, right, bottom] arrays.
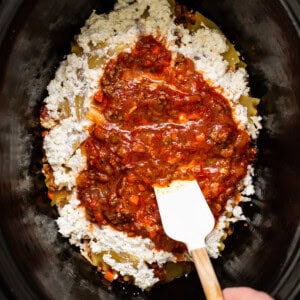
[[77, 36, 255, 253]]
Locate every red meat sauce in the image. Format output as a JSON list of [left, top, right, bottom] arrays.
[[76, 35, 256, 255]]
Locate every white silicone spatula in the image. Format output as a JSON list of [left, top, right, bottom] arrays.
[[154, 180, 224, 300]]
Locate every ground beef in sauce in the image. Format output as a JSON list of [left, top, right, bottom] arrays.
[[76, 35, 256, 254]]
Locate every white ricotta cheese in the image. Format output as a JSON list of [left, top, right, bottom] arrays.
[[43, 119, 88, 189]]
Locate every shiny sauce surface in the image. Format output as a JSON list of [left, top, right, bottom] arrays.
[[77, 36, 255, 253]]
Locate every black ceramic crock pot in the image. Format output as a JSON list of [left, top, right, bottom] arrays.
[[0, 1, 299, 299]]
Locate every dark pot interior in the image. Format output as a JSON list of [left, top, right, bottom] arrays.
[[0, 0, 299, 299]]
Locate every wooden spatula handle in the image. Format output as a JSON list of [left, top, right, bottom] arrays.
[[191, 248, 224, 300]]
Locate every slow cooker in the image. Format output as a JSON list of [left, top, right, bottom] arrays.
[[0, 0, 299, 299]]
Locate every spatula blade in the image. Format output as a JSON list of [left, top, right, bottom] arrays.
[[154, 180, 215, 251]]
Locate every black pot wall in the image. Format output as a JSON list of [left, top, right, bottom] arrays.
[[0, 1, 299, 300]]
